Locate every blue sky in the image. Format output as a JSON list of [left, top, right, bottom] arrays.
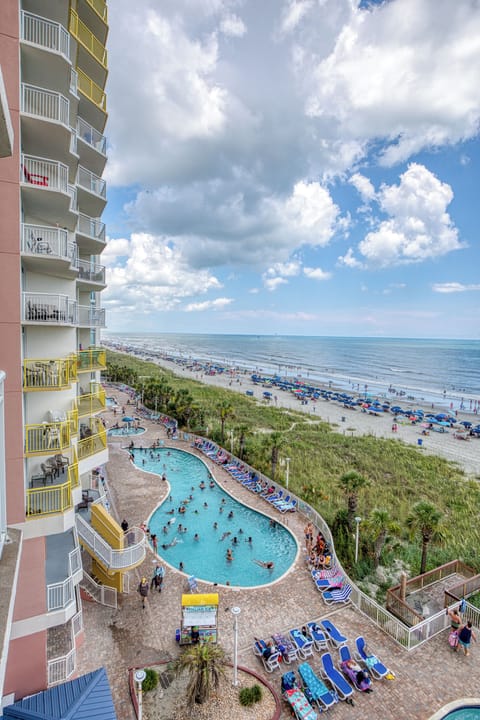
[[102, 0, 480, 339]]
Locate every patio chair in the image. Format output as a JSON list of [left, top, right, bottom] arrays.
[[305, 622, 329, 652], [319, 652, 354, 703], [354, 636, 389, 679], [53, 453, 69, 472], [40, 462, 55, 484], [319, 620, 347, 648], [289, 628, 314, 659], [297, 662, 338, 711], [322, 583, 352, 605]]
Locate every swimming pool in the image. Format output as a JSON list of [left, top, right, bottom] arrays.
[[440, 709, 480, 719], [108, 427, 146, 436], [133, 447, 298, 586]]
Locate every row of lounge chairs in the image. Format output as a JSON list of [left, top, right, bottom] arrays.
[[310, 568, 353, 605]]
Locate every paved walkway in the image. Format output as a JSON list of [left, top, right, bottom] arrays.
[[76, 396, 480, 720]]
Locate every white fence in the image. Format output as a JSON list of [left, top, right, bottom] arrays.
[[21, 11, 70, 60], [22, 84, 69, 127], [80, 570, 117, 608], [21, 154, 69, 193], [23, 292, 77, 325], [47, 610, 82, 686], [76, 514, 146, 570], [47, 546, 82, 612]]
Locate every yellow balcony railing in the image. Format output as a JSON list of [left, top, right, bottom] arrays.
[[77, 384, 106, 416], [77, 68, 107, 112], [78, 419, 107, 460], [85, 0, 108, 23], [68, 407, 78, 435], [77, 347, 106, 372], [26, 479, 72, 517], [25, 421, 71, 456], [69, 9, 107, 69], [23, 357, 77, 391], [68, 459, 80, 490]]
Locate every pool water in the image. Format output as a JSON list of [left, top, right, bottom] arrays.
[[134, 447, 298, 586], [442, 710, 480, 719], [108, 427, 146, 436]]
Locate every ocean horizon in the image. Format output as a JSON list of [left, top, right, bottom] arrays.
[[103, 332, 480, 409]]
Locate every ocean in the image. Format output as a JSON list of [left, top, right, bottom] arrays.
[[102, 333, 480, 410]]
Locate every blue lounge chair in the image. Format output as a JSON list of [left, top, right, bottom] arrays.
[[354, 636, 389, 679], [320, 619, 347, 648], [289, 628, 314, 659], [319, 652, 354, 702], [272, 632, 299, 663], [323, 583, 352, 605], [253, 638, 281, 673], [339, 645, 373, 692], [306, 622, 329, 652], [279, 498, 297, 513], [311, 569, 343, 590], [298, 662, 337, 711]]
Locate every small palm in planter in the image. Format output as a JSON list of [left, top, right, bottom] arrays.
[[173, 643, 227, 705]]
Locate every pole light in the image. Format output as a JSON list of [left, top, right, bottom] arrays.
[[134, 669, 146, 720], [354, 516, 361, 564], [285, 457, 290, 490], [231, 606, 241, 686]]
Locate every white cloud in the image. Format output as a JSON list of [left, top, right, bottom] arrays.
[[280, 0, 315, 35], [303, 266, 332, 280], [262, 260, 301, 290], [220, 13, 247, 37], [185, 297, 234, 311], [358, 164, 464, 267], [337, 247, 363, 268], [432, 282, 480, 294], [349, 172, 375, 202]]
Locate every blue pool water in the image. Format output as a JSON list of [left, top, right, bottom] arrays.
[[134, 447, 298, 586], [442, 710, 480, 719], [108, 427, 146, 436]]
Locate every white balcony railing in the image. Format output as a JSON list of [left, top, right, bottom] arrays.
[[21, 11, 70, 62], [23, 292, 77, 325], [22, 224, 77, 264], [48, 648, 75, 686], [77, 212, 105, 242], [70, 68, 78, 97], [76, 514, 146, 570], [80, 571, 117, 608], [77, 165, 106, 198], [70, 129, 77, 156], [78, 305, 106, 327], [22, 84, 69, 127], [77, 259, 105, 285], [21, 154, 68, 192], [68, 184, 77, 213], [77, 117, 106, 155], [47, 546, 82, 612]]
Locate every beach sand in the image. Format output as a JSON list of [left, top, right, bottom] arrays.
[[145, 355, 479, 478]]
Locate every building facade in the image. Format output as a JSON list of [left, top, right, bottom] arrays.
[[0, 0, 109, 702]]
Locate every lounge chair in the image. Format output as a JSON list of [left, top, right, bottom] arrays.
[[253, 639, 281, 673], [289, 628, 314, 659], [319, 652, 354, 703], [339, 645, 373, 692], [187, 575, 198, 592], [354, 636, 389, 679], [311, 569, 343, 590], [320, 620, 347, 648], [271, 632, 299, 663], [306, 622, 329, 652], [323, 583, 352, 605], [279, 498, 297, 513], [297, 662, 337, 711], [281, 671, 318, 720]]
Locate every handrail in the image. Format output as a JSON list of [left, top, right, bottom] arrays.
[[21, 11, 70, 61], [76, 514, 146, 570], [77, 212, 105, 241], [80, 570, 117, 608], [77, 304, 106, 328], [77, 116, 106, 155], [22, 84, 69, 127], [26, 479, 72, 517], [23, 357, 72, 391], [22, 292, 77, 325], [77, 420, 107, 459], [22, 224, 76, 264], [21, 154, 69, 193], [77, 165, 106, 198], [77, 385, 106, 416], [77, 347, 106, 371], [77, 259, 106, 285], [69, 9, 107, 69], [76, 68, 107, 112]]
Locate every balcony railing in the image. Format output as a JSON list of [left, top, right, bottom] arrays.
[[69, 10, 107, 69], [22, 84, 69, 127], [77, 385, 106, 416], [70, 130, 77, 156], [77, 259, 105, 285], [26, 477, 72, 516], [77, 165, 106, 198], [68, 460, 80, 490], [70, 68, 78, 97], [86, 0, 108, 23], [77, 116, 106, 155], [21, 154, 69, 192], [47, 609, 82, 686], [25, 420, 71, 456], [77, 305, 106, 328], [78, 419, 107, 460], [47, 547, 81, 611], [68, 184, 78, 213], [22, 224, 77, 264], [23, 292, 77, 326], [69, 407, 79, 436], [77, 212, 105, 242], [77, 347, 106, 372], [23, 357, 76, 391], [76, 515, 146, 571], [76, 68, 107, 112], [21, 11, 70, 61]]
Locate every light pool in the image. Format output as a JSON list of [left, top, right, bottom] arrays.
[[133, 447, 298, 586]]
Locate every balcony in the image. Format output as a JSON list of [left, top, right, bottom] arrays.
[[22, 83, 69, 126], [76, 68, 107, 131], [77, 259, 106, 288], [78, 304, 106, 328], [76, 212, 105, 253], [21, 224, 78, 276], [21, 12, 72, 100], [77, 165, 106, 216], [70, 68, 78, 98], [69, 9, 108, 85], [21, 155, 78, 229], [77, 384, 106, 416], [76, 515, 146, 571], [26, 477, 72, 516], [25, 420, 71, 456], [47, 610, 82, 686], [21, 84, 74, 171], [76, 116, 106, 175], [22, 292, 77, 326], [47, 537, 82, 612], [78, 418, 107, 460], [21, 11, 70, 63], [23, 356, 77, 392], [77, 347, 106, 372]]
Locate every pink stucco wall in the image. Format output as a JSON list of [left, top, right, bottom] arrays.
[[13, 536, 47, 620], [4, 631, 47, 699], [0, 1, 25, 525]]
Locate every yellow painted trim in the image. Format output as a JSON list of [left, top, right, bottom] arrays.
[[182, 594, 219, 607]]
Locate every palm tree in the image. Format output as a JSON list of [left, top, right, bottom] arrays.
[[339, 470, 368, 531], [173, 642, 227, 705], [237, 424, 249, 460], [217, 401, 235, 444], [406, 501, 443, 574], [366, 508, 401, 567], [270, 431, 283, 480]]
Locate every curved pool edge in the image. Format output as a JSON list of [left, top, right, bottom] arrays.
[[429, 699, 480, 719], [138, 446, 301, 590]]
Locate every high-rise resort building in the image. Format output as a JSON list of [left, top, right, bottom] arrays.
[[0, 0, 140, 708]]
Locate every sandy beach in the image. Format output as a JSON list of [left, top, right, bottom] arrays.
[[140, 354, 479, 478]]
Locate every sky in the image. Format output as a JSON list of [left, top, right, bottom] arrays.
[[102, 0, 480, 339]]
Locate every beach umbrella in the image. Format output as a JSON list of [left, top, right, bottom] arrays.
[[460, 421, 472, 428], [122, 416, 134, 423], [391, 406, 403, 413]]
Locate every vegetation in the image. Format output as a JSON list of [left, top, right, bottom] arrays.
[[239, 684, 263, 706], [105, 351, 480, 578], [406, 501, 445, 574], [142, 668, 159, 692], [172, 643, 227, 705]]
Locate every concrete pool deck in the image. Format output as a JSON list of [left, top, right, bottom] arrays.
[[75, 397, 480, 720]]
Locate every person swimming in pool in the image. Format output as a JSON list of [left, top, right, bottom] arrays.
[[253, 559, 274, 569], [220, 531, 231, 541]]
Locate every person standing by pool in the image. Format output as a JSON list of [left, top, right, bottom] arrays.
[[138, 577, 149, 609], [457, 621, 476, 656]]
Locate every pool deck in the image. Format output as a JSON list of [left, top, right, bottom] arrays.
[[76, 398, 480, 720]]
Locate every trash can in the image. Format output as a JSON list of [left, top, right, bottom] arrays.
[[417, 438, 423, 446]]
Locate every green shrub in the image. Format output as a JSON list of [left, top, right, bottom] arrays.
[[142, 668, 158, 692], [239, 684, 262, 706]]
